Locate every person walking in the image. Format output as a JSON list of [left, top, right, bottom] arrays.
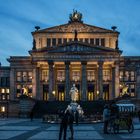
[[59, 110, 69, 140], [103, 104, 110, 134]]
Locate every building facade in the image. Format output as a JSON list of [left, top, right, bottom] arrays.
[[0, 11, 140, 114]]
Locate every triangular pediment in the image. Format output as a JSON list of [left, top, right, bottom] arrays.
[[43, 41, 118, 54], [34, 22, 117, 33]]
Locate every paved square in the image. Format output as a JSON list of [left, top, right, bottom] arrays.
[[0, 131, 27, 139]]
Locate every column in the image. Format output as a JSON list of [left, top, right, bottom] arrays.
[[48, 61, 54, 101], [136, 65, 140, 99], [10, 68, 15, 100], [114, 61, 120, 98], [32, 67, 40, 99], [111, 66, 115, 99], [98, 61, 103, 99], [81, 61, 87, 101], [65, 61, 70, 101]]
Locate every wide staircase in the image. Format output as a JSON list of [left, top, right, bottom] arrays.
[[32, 100, 108, 118]]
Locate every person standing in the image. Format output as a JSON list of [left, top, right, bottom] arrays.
[[59, 110, 69, 140], [103, 105, 110, 134], [68, 110, 74, 140]]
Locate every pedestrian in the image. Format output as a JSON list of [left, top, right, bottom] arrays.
[[59, 110, 69, 140], [103, 104, 110, 134], [68, 109, 74, 140]]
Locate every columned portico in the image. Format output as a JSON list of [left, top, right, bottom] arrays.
[[98, 61, 103, 99]]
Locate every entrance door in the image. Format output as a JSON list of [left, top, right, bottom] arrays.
[[87, 84, 94, 101], [57, 84, 65, 101], [103, 84, 109, 100], [43, 85, 49, 101]]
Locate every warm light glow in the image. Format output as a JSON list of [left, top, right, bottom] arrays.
[[6, 88, 10, 93], [97, 91, 99, 95], [52, 91, 55, 95], [1, 106, 5, 112], [1, 89, 5, 93]]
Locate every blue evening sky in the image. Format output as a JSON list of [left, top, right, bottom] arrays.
[[0, 0, 140, 65]]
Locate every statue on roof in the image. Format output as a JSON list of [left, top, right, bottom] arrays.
[[69, 9, 83, 23]]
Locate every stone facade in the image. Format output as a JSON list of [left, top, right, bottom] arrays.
[[0, 11, 140, 115]]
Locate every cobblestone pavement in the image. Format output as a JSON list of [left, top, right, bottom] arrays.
[[0, 118, 140, 140]]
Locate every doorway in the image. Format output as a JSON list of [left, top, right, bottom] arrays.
[[43, 84, 49, 101], [87, 84, 94, 101], [57, 84, 65, 101], [103, 84, 109, 100]]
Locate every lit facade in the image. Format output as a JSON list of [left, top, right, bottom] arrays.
[[0, 11, 140, 110]]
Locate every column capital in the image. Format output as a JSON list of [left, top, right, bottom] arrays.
[[48, 60, 54, 65], [98, 61, 104, 67], [65, 61, 70, 65], [81, 61, 87, 65]]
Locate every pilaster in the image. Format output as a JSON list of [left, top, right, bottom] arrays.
[[65, 61, 70, 101], [81, 61, 87, 101]]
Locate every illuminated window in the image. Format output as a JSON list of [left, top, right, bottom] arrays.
[[1, 89, 5, 93], [130, 84, 135, 96], [130, 71, 135, 81], [42, 70, 49, 82], [1, 106, 5, 112], [124, 71, 129, 81], [119, 71, 123, 81], [87, 70, 95, 81], [6, 88, 9, 93], [23, 72, 27, 82], [28, 72, 32, 82], [57, 70, 65, 82], [72, 71, 80, 82], [103, 70, 111, 81], [2, 95, 5, 100], [16, 72, 22, 82]]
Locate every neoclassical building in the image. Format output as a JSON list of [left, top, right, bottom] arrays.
[[0, 11, 140, 113]]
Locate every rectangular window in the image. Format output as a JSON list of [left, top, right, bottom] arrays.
[[79, 38, 83, 42], [101, 38, 105, 46], [52, 38, 56, 46], [58, 38, 62, 45], [42, 70, 49, 82], [72, 71, 80, 82], [130, 84, 135, 96], [16, 72, 22, 82], [1, 77, 6, 87], [39, 38, 42, 48], [23, 72, 27, 82], [47, 38, 51, 47], [124, 71, 129, 81], [103, 70, 111, 81], [87, 70, 95, 81], [85, 38, 89, 43], [90, 39, 94, 45], [28, 72, 32, 82], [69, 38, 73, 42], [120, 71, 123, 81], [130, 71, 135, 81], [63, 38, 67, 44], [6, 88, 9, 93], [95, 38, 99, 46], [1, 88, 5, 93], [57, 70, 65, 82]]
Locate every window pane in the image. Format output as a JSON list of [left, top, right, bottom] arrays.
[[58, 38, 62, 44], [52, 38, 56, 46], [47, 38, 51, 47], [95, 38, 99, 45], [101, 38, 105, 46]]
